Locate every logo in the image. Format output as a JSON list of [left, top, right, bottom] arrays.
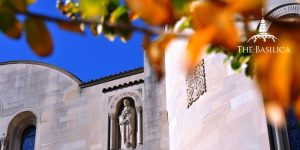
[[237, 11, 290, 54]]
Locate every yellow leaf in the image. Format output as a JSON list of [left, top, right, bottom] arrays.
[[25, 18, 53, 57], [80, 0, 109, 18]]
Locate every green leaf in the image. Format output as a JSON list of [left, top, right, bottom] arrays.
[[231, 54, 242, 70], [0, 9, 22, 39], [110, 6, 128, 24], [172, 0, 185, 11], [25, 18, 53, 57], [178, 17, 191, 32]]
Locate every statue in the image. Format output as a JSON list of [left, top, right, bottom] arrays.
[[119, 99, 135, 149]]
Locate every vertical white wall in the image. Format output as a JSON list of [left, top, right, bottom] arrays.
[[165, 39, 270, 150]]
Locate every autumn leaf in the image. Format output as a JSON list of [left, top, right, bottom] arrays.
[[228, 0, 264, 16], [6, 0, 27, 12], [0, 9, 22, 39], [186, 26, 216, 70], [214, 11, 239, 50], [190, 1, 240, 51], [26, 0, 36, 5], [125, 0, 172, 25], [57, 21, 85, 34], [144, 33, 175, 79], [25, 18, 53, 57]]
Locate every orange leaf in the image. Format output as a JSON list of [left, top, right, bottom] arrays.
[[58, 21, 84, 34], [145, 33, 175, 79], [190, 1, 219, 30], [25, 18, 53, 57], [227, 0, 264, 15], [186, 27, 216, 70], [0, 10, 22, 39], [126, 0, 172, 25], [213, 10, 240, 50]]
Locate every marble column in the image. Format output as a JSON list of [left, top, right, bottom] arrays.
[[0, 134, 7, 150], [109, 113, 116, 150], [136, 106, 143, 145]]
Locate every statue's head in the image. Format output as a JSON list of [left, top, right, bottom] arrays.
[[123, 99, 131, 107]]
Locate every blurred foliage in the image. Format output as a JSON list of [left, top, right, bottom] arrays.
[[2, 0, 300, 123]]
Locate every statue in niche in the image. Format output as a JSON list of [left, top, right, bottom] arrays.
[[119, 99, 135, 149]]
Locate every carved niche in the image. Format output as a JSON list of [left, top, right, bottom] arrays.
[[186, 59, 207, 108], [108, 90, 143, 150]]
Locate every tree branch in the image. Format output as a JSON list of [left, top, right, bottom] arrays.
[[18, 11, 163, 36]]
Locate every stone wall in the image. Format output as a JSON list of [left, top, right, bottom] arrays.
[[143, 55, 170, 150], [0, 63, 144, 150], [165, 39, 270, 150]]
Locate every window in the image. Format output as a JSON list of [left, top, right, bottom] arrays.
[[21, 126, 36, 150], [286, 109, 300, 150], [7, 111, 37, 150]]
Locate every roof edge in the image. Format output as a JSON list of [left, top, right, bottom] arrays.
[[0, 60, 83, 84], [80, 68, 144, 88]]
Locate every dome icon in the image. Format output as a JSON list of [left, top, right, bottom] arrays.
[[248, 16, 279, 44]]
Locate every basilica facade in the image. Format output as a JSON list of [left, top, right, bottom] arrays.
[[1, 0, 300, 150]]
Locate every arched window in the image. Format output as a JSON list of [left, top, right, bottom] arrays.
[[7, 111, 37, 150], [21, 126, 36, 150]]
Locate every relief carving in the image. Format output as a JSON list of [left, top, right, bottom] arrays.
[[186, 59, 207, 108], [110, 92, 141, 109]]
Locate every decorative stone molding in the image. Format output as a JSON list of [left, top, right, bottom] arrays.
[[266, 3, 300, 29], [109, 91, 143, 113], [107, 89, 144, 150], [186, 59, 207, 108]]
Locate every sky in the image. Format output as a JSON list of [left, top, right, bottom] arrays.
[[0, 0, 144, 82]]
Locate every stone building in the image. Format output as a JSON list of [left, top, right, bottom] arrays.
[[1, 0, 300, 150]]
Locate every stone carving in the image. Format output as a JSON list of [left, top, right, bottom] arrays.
[[110, 92, 141, 109], [119, 99, 136, 149], [186, 59, 207, 108]]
